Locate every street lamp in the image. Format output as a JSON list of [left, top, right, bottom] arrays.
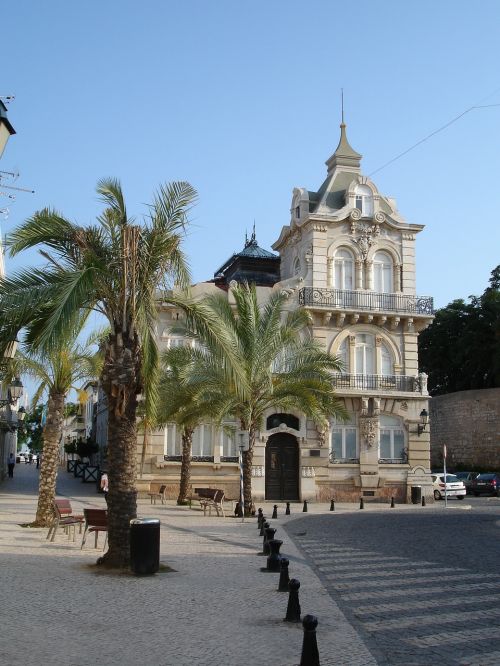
[[0, 377, 24, 407], [417, 408, 428, 436], [0, 99, 16, 160]]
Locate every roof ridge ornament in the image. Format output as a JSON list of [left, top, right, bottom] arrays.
[[325, 95, 362, 173]]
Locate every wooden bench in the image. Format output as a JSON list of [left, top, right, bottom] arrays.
[[81, 508, 108, 550], [194, 487, 225, 517], [148, 483, 167, 505], [46, 499, 85, 542]]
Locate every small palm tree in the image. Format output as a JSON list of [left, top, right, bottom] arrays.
[[19, 339, 101, 526], [177, 283, 347, 513], [2, 178, 200, 567], [158, 345, 223, 505]]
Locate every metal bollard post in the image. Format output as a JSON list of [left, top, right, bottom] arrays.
[[285, 502, 291, 515], [284, 578, 301, 623], [359, 496, 364, 510], [278, 557, 290, 591], [329, 499, 335, 511], [302, 500, 308, 512], [261, 526, 276, 555], [300, 615, 320, 666], [390, 496, 395, 508], [422, 495, 426, 507], [262, 539, 282, 572], [257, 508, 263, 527], [260, 519, 269, 537], [272, 504, 278, 519]]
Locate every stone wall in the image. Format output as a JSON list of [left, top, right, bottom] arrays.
[[430, 389, 500, 470]]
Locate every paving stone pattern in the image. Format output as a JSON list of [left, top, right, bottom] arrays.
[[291, 528, 500, 666], [0, 465, 378, 666]]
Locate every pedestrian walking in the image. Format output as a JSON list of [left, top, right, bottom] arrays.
[[36, 453, 40, 469], [7, 452, 15, 478], [100, 471, 109, 504]]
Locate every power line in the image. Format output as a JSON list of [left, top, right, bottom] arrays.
[[368, 88, 500, 177]]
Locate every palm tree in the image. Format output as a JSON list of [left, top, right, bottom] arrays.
[[2, 178, 198, 567], [177, 282, 348, 513], [19, 339, 101, 526], [158, 345, 224, 505]]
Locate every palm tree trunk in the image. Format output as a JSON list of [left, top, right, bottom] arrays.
[[242, 425, 256, 516], [99, 330, 140, 568], [177, 427, 193, 505], [32, 390, 65, 527]]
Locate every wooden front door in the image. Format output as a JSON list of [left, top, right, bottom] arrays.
[[265, 433, 299, 501]]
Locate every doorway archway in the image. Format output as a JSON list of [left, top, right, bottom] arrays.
[[265, 433, 300, 501]]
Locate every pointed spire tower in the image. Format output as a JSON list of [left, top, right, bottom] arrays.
[[325, 97, 362, 174]]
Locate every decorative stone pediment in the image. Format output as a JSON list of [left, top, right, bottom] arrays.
[[360, 416, 378, 448]]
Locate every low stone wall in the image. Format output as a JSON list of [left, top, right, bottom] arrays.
[[430, 388, 500, 470]]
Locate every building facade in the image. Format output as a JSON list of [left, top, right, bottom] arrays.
[[136, 123, 435, 501]]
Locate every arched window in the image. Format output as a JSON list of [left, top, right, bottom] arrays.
[[330, 414, 358, 462], [379, 415, 406, 462], [355, 334, 375, 374], [338, 338, 349, 373], [381, 342, 393, 376], [354, 185, 374, 217], [373, 251, 393, 293], [333, 248, 354, 291], [266, 413, 300, 431]]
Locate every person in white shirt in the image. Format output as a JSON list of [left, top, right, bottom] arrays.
[[100, 471, 109, 504], [7, 452, 15, 478]]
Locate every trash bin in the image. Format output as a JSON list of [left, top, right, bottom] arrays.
[[411, 485, 422, 505], [130, 518, 160, 575]]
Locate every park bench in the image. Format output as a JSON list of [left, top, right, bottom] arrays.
[[81, 508, 108, 550], [46, 499, 85, 542], [194, 487, 226, 517], [148, 483, 167, 505]]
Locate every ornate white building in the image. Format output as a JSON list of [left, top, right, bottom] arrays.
[[138, 123, 434, 503]]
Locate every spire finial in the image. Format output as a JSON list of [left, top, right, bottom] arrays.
[[251, 220, 256, 243], [341, 88, 344, 124]]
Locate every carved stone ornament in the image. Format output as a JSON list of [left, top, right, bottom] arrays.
[[356, 234, 372, 260], [251, 466, 264, 477], [304, 245, 313, 263], [360, 417, 378, 448], [374, 211, 386, 224], [350, 208, 362, 222], [229, 280, 238, 290], [400, 400, 408, 411], [301, 466, 316, 478], [316, 423, 328, 448]]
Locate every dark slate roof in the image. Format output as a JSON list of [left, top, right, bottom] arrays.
[[213, 232, 280, 287]]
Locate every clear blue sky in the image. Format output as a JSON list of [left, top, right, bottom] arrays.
[[2, 0, 500, 314]]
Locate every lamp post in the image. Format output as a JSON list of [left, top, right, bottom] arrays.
[[0, 99, 15, 160], [0, 377, 24, 408], [236, 430, 249, 521], [417, 408, 428, 436]]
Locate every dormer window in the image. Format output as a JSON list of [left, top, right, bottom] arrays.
[[354, 185, 373, 218]]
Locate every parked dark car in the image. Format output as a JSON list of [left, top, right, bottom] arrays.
[[455, 471, 479, 494], [471, 473, 500, 497]]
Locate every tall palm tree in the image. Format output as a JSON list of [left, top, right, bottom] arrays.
[[19, 339, 101, 526], [1, 178, 199, 567], [177, 283, 348, 513]]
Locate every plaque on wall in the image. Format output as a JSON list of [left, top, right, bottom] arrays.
[[309, 449, 321, 457]]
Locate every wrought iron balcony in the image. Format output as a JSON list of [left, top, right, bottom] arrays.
[[298, 288, 433, 315], [332, 373, 416, 392]]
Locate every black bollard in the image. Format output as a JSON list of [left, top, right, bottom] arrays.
[[329, 499, 335, 512], [359, 496, 364, 510], [302, 500, 308, 513], [285, 502, 291, 515], [284, 578, 301, 623], [278, 557, 290, 592], [422, 495, 426, 507], [262, 539, 283, 572], [261, 526, 276, 555], [257, 508, 263, 526], [260, 520, 269, 537], [390, 496, 395, 508], [236, 501, 243, 518], [272, 504, 278, 519], [300, 615, 320, 666]]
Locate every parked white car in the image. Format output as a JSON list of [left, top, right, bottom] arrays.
[[431, 473, 466, 500]]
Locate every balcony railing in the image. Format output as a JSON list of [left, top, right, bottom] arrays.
[[332, 373, 416, 392], [298, 288, 434, 315]]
